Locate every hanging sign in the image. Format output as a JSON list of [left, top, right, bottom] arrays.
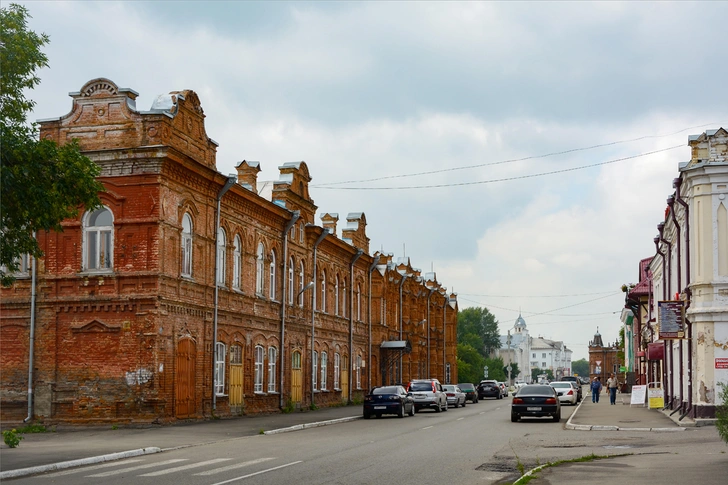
[[658, 301, 685, 339]]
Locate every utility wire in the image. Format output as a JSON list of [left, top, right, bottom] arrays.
[[314, 121, 724, 187], [314, 145, 682, 190], [459, 290, 617, 299]]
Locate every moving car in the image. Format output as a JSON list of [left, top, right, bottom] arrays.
[[363, 385, 415, 419], [477, 380, 502, 400], [498, 382, 509, 398], [443, 384, 467, 408], [560, 376, 583, 402], [407, 379, 448, 413], [550, 381, 578, 406], [511, 384, 561, 422], [458, 383, 479, 403]]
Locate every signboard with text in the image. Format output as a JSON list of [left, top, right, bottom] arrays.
[[630, 385, 647, 407], [716, 358, 728, 369], [648, 387, 664, 409], [658, 301, 685, 339]]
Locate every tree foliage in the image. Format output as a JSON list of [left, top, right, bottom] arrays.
[[532, 368, 554, 382], [484, 357, 505, 382], [457, 307, 500, 357], [716, 383, 728, 445], [572, 358, 589, 377], [503, 362, 520, 381], [1, 4, 104, 286], [456, 343, 485, 384]]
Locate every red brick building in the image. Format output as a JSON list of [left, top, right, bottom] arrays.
[[0, 78, 458, 424]]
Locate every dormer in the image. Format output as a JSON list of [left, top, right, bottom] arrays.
[[341, 212, 370, 253], [235, 160, 261, 193], [273, 162, 316, 222], [320, 213, 339, 236]]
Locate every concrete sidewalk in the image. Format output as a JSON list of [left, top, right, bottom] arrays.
[[566, 392, 688, 431]]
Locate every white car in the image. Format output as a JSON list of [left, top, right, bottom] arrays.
[[550, 381, 578, 405], [442, 384, 467, 408]]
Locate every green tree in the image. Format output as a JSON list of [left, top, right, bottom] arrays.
[[716, 383, 728, 445], [572, 358, 589, 377], [531, 368, 554, 382], [456, 343, 485, 384], [484, 357, 505, 382], [503, 362, 520, 382], [457, 307, 500, 357], [1, 4, 104, 286]]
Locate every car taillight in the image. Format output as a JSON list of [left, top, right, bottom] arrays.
[[364, 396, 372, 402], [389, 396, 399, 401], [545, 398, 557, 404], [513, 398, 523, 404], [567, 390, 573, 395], [446, 393, 454, 397]]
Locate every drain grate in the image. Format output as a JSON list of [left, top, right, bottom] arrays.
[[477, 462, 520, 473]]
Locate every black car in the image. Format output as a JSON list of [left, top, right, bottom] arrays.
[[363, 385, 415, 419], [458, 383, 478, 403], [511, 384, 561, 422], [560, 376, 583, 402], [477, 380, 502, 400]]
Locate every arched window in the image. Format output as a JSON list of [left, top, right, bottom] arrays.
[[288, 257, 294, 304], [335, 275, 340, 316], [215, 342, 226, 395], [320, 352, 328, 390], [313, 351, 318, 391], [216, 227, 226, 285], [83, 206, 113, 271], [181, 213, 193, 277], [299, 222, 305, 243], [356, 283, 361, 321], [298, 261, 305, 307], [334, 353, 340, 389], [256, 243, 265, 294], [232, 235, 242, 289], [320, 270, 327, 312], [356, 354, 362, 389], [290, 223, 295, 241], [254, 345, 264, 393], [268, 347, 277, 392], [269, 250, 277, 300], [342, 277, 347, 318]]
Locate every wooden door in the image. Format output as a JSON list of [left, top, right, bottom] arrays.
[[229, 345, 244, 409], [291, 350, 302, 404], [175, 338, 196, 418], [341, 355, 349, 402]]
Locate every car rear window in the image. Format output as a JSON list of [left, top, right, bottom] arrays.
[[520, 385, 555, 395], [443, 385, 456, 391], [373, 386, 399, 395], [458, 384, 474, 390], [551, 383, 571, 388], [410, 382, 434, 391]]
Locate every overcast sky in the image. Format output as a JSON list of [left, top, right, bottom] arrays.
[[19, 1, 728, 361]]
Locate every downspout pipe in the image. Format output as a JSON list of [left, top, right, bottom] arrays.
[[212, 175, 237, 412], [443, 297, 448, 382], [674, 178, 693, 420], [668, 195, 685, 415], [398, 274, 409, 384], [279, 210, 301, 409], [426, 288, 435, 377], [310, 227, 329, 407], [24, 238, 38, 423], [658, 222, 675, 409], [348, 249, 363, 403], [367, 255, 380, 391]]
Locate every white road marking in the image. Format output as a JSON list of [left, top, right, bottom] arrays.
[[43, 459, 144, 477], [194, 457, 276, 476], [140, 458, 232, 476], [209, 461, 303, 485], [87, 459, 186, 477], [457, 417, 464, 421], [421, 426, 434, 430], [479, 412, 485, 415]]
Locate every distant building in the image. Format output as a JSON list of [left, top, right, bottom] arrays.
[[531, 337, 573, 380], [496, 313, 532, 383], [588, 327, 619, 383]]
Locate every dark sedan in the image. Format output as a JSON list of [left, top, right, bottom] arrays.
[[478, 380, 501, 400], [511, 384, 561, 422], [363, 385, 415, 419], [458, 383, 478, 403]]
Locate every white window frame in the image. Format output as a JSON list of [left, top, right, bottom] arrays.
[[268, 347, 277, 393], [320, 351, 328, 391], [254, 345, 264, 393], [269, 250, 277, 300], [299, 222, 304, 243], [342, 277, 347, 318], [313, 351, 318, 391], [232, 235, 241, 290], [334, 275, 340, 316], [356, 283, 361, 321], [288, 257, 294, 305], [334, 353, 340, 389], [298, 261, 305, 307], [290, 223, 295, 241], [320, 270, 326, 312], [182, 214, 193, 277], [356, 355, 361, 389], [215, 342, 226, 395], [83, 206, 113, 272], [256, 243, 265, 294], [216, 227, 226, 286]]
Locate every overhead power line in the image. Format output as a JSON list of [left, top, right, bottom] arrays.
[[314, 145, 682, 190], [459, 290, 617, 299]]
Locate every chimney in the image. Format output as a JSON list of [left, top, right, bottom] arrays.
[[235, 160, 261, 193], [320, 213, 339, 236]]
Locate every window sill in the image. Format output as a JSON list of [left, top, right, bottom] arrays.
[[254, 392, 267, 396], [215, 393, 228, 397], [232, 288, 244, 295], [181, 275, 195, 282], [79, 270, 114, 276], [267, 391, 279, 395]]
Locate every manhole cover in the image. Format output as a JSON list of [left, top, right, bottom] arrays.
[[477, 462, 520, 473]]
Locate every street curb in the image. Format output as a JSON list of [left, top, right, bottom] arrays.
[[0, 447, 162, 480], [564, 397, 686, 432], [263, 415, 360, 435]]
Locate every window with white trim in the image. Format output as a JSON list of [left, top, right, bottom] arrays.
[[320, 352, 328, 390], [342, 277, 347, 318], [290, 223, 295, 241], [446, 363, 451, 384], [269, 250, 277, 300], [334, 275, 340, 316], [299, 222, 304, 243], [256, 243, 265, 294], [356, 284, 361, 321], [216, 227, 226, 286], [298, 261, 305, 307], [215, 342, 226, 395], [232, 235, 241, 289], [320, 270, 326, 312], [254, 345, 264, 392], [83, 206, 113, 271], [268, 347, 277, 392], [334, 353, 340, 389], [182, 214, 193, 277], [288, 257, 294, 304], [356, 354, 361, 389], [313, 351, 318, 390]]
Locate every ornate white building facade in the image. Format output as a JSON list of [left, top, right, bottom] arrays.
[[497, 313, 532, 384]]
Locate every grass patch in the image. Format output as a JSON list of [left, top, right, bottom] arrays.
[[512, 453, 632, 485], [15, 424, 47, 434]]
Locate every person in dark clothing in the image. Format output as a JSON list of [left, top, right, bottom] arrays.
[[591, 376, 602, 403]]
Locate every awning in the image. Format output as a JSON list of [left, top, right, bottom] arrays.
[[380, 340, 411, 351]]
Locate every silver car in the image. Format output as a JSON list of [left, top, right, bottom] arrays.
[[442, 384, 467, 408], [407, 379, 448, 413]]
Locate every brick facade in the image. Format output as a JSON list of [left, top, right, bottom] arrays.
[[0, 78, 459, 424]]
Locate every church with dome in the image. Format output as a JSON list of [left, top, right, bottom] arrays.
[[496, 313, 533, 384]]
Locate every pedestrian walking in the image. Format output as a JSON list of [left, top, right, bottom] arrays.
[[591, 376, 602, 403], [607, 373, 620, 405]]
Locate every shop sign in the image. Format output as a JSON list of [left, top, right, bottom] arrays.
[[658, 301, 685, 339]]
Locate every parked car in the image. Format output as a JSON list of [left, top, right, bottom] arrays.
[[477, 380, 502, 400], [443, 384, 467, 408], [406, 379, 448, 413], [497, 381, 509, 398], [550, 381, 578, 406], [363, 385, 415, 419], [457, 383, 479, 403], [560, 376, 583, 402], [511, 384, 561, 422]]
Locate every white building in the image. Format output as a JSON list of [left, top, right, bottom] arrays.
[[530, 337, 573, 380], [497, 313, 532, 384]]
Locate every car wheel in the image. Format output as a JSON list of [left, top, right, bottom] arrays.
[[454, 401, 459, 408], [462, 399, 466, 407], [553, 411, 561, 422], [376, 414, 382, 419], [443, 401, 448, 411], [408, 404, 415, 417], [511, 412, 519, 422], [363, 412, 371, 419], [398, 405, 405, 418], [435, 403, 441, 413]]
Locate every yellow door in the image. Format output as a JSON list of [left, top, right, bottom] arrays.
[[341, 355, 349, 402], [229, 345, 244, 409], [291, 351, 302, 404]]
